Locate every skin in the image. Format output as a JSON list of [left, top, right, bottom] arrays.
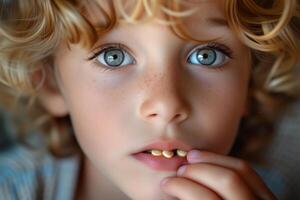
[[40, 0, 276, 199]]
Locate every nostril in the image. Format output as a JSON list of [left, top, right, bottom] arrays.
[[172, 113, 187, 123], [174, 114, 181, 118], [149, 114, 157, 117]]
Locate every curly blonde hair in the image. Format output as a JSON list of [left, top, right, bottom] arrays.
[[0, 0, 299, 158]]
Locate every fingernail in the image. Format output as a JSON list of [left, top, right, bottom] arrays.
[[187, 150, 202, 162], [177, 165, 187, 176]]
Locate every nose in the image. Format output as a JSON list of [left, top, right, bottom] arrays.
[[139, 71, 190, 125]]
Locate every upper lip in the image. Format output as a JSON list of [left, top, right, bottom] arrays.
[[133, 139, 192, 154]]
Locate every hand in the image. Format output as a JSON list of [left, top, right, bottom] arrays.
[[160, 150, 277, 200]]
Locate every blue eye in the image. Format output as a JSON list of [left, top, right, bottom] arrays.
[[187, 45, 231, 68], [93, 46, 135, 69]]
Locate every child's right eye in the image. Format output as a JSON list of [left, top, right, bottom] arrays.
[[88, 44, 136, 71]]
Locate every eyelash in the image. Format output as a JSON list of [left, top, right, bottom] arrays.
[[88, 42, 233, 72], [200, 42, 233, 59], [89, 43, 123, 60]]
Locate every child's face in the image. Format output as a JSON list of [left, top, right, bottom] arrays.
[[50, 0, 251, 199]]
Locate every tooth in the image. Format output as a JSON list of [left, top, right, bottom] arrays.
[[176, 149, 187, 157], [150, 149, 162, 156], [162, 150, 174, 158]]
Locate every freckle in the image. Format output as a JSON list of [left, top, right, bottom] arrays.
[[142, 75, 153, 88], [139, 72, 164, 91]]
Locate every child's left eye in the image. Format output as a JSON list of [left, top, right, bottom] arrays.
[[187, 44, 232, 68]]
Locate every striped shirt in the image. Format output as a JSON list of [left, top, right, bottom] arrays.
[[0, 109, 80, 200], [0, 144, 80, 200]]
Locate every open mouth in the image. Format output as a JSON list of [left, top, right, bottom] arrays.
[[133, 149, 188, 171], [132, 140, 191, 171]]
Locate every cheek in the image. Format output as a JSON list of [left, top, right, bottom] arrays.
[[203, 94, 244, 154], [62, 78, 131, 162], [191, 64, 249, 154]]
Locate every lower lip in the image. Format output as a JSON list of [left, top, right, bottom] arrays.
[[132, 153, 188, 171]]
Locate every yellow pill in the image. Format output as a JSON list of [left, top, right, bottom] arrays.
[[162, 150, 174, 158], [176, 149, 187, 157], [151, 149, 162, 156]]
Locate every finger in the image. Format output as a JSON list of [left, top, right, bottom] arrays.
[[186, 150, 277, 200], [161, 177, 222, 200], [177, 163, 256, 200]]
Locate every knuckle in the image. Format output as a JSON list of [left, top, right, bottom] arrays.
[[237, 160, 252, 173], [221, 170, 241, 188]]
